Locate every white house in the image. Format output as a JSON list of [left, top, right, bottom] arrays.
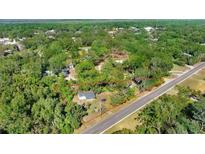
[[144, 27, 154, 32], [0, 38, 10, 44], [129, 26, 139, 32], [45, 29, 55, 34]]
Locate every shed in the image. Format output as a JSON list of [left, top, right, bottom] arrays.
[[45, 70, 55, 76], [183, 52, 192, 57], [132, 77, 143, 84], [78, 91, 95, 100]]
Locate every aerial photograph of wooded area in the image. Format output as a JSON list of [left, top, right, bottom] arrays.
[[0, 19, 205, 134]]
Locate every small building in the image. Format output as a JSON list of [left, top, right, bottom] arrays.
[[129, 26, 139, 32], [183, 52, 192, 57], [45, 29, 55, 35], [4, 39, 16, 45], [45, 70, 55, 76], [118, 27, 124, 31], [0, 38, 23, 51], [144, 27, 154, 32], [132, 77, 143, 85], [0, 38, 10, 44], [0, 38, 17, 45], [78, 91, 95, 101]]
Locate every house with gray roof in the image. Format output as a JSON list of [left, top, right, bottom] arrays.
[[78, 91, 95, 101]]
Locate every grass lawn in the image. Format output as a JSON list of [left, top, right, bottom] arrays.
[[104, 112, 140, 134], [172, 64, 189, 72], [180, 68, 205, 92], [166, 87, 178, 95], [87, 92, 113, 115]]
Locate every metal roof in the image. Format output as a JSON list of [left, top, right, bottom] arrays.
[[78, 91, 95, 99]]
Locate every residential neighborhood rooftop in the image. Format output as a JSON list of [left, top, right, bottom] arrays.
[[78, 91, 95, 100]]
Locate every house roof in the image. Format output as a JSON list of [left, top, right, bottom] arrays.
[[133, 77, 143, 84], [78, 91, 95, 99], [144, 27, 154, 32], [183, 52, 192, 57], [133, 77, 142, 81]]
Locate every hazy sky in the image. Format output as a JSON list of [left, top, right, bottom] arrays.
[[0, 0, 204, 19]]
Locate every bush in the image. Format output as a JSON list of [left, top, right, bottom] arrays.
[[111, 88, 136, 106], [111, 93, 127, 105]]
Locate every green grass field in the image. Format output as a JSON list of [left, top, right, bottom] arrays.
[[104, 112, 139, 134]]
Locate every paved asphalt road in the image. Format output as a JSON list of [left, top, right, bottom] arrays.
[[82, 62, 205, 134]]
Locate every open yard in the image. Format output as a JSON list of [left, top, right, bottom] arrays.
[[104, 112, 140, 134], [180, 68, 205, 92], [172, 64, 190, 72]]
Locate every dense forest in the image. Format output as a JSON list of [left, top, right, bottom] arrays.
[[0, 20, 205, 133]]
